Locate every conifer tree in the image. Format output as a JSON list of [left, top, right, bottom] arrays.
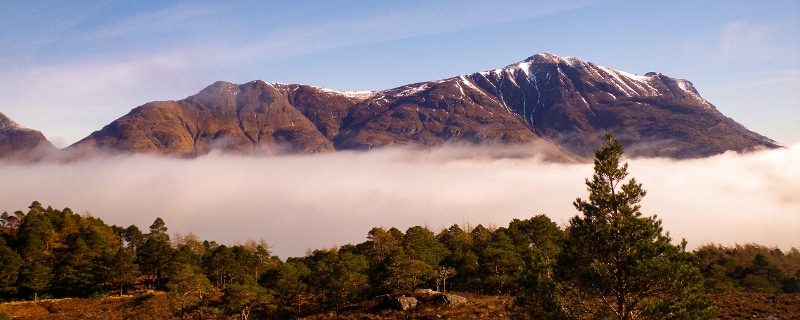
[[516, 132, 717, 320], [437, 224, 479, 292], [165, 262, 219, 319], [52, 237, 98, 297], [138, 218, 175, 289], [148, 217, 169, 242], [0, 237, 22, 299], [105, 248, 140, 296], [261, 260, 310, 318], [480, 230, 524, 294], [18, 261, 51, 301], [221, 282, 273, 320]]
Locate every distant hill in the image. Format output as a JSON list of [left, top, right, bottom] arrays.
[[14, 53, 783, 161], [0, 112, 56, 161]]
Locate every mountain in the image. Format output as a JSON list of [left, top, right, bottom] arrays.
[[458, 53, 779, 158], [69, 53, 779, 160], [70, 81, 338, 157], [0, 112, 56, 161]]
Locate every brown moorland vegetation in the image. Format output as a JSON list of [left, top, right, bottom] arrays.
[[2, 293, 799, 320]]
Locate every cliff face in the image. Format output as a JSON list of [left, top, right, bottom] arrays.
[[68, 53, 779, 160]]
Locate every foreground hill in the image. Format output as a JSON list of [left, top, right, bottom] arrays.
[[68, 53, 779, 160]]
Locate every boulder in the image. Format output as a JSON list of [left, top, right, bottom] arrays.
[[388, 296, 418, 311], [414, 288, 438, 296], [371, 294, 391, 302], [434, 293, 468, 306]]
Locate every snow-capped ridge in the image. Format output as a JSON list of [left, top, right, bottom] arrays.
[[504, 53, 712, 107], [260, 81, 377, 100], [301, 84, 377, 100]]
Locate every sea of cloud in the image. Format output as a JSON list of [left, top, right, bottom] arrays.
[[1, 144, 797, 258]]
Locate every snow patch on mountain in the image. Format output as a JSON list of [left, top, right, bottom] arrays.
[[674, 79, 714, 109], [459, 75, 483, 95], [318, 87, 376, 99], [377, 81, 441, 100], [517, 61, 533, 77]]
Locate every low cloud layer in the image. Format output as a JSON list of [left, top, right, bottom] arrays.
[[1, 145, 798, 258]]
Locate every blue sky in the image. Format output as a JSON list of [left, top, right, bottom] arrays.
[[1, 0, 798, 147], [1, 1, 799, 256]]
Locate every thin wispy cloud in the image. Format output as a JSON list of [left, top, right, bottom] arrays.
[[82, 4, 219, 41], [715, 20, 798, 63], [224, 1, 594, 65]]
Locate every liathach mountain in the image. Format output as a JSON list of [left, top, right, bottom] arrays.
[[2, 53, 781, 162]]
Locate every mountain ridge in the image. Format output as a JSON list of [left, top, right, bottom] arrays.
[[3, 53, 781, 161]]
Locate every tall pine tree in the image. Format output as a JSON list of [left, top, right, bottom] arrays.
[[516, 132, 717, 320], [0, 237, 22, 299]]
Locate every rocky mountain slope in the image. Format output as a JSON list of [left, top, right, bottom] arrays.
[[464, 53, 779, 158], [0, 112, 56, 161], [62, 53, 784, 159]]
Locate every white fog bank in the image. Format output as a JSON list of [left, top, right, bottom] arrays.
[[1, 145, 797, 258]]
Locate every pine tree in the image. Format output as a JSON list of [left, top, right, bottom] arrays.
[[52, 237, 99, 297], [437, 224, 479, 292], [516, 132, 717, 320], [261, 260, 309, 318], [105, 248, 140, 296], [221, 282, 274, 320], [148, 217, 169, 242], [0, 237, 22, 298], [18, 261, 51, 301], [165, 262, 220, 319], [136, 218, 176, 289], [403, 226, 449, 268], [137, 237, 174, 289], [480, 230, 524, 294]]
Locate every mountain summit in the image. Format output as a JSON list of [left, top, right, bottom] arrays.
[[68, 53, 778, 160]]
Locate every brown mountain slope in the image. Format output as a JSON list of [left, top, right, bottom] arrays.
[[71, 81, 335, 157], [68, 53, 779, 160], [0, 112, 56, 161], [333, 80, 545, 150]]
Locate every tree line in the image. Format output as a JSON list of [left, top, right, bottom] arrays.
[[0, 133, 797, 319]]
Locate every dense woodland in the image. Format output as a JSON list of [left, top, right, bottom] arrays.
[[1, 135, 798, 319], [1, 203, 797, 319]]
